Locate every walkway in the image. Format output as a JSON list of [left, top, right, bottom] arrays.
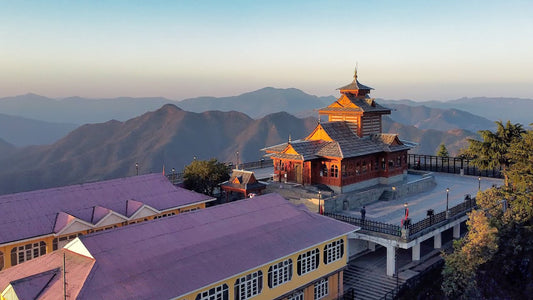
[[344, 173, 503, 225]]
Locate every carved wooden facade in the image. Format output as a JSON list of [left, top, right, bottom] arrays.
[[264, 71, 412, 193]]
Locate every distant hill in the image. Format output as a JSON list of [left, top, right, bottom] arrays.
[[0, 138, 15, 157], [0, 113, 78, 146], [384, 104, 496, 132], [177, 87, 335, 119], [0, 105, 317, 194], [383, 117, 478, 156], [379, 97, 533, 126], [0, 93, 175, 124]]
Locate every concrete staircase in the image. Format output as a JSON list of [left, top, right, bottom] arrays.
[[344, 263, 406, 300], [378, 190, 393, 201]]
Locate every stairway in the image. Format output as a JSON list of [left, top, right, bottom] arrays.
[[344, 263, 406, 300], [379, 190, 393, 201]]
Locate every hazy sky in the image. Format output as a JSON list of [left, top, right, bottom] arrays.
[[1, 0, 532, 101]]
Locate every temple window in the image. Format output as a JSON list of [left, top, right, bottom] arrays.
[[397, 156, 401, 166], [388, 160, 394, 168], [381, 158, 386, 170], [330, 165, 339, 178], [362, 161, 367, 173], [0, 250, 3, 270]]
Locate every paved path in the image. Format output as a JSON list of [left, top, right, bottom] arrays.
[[346, 173, 503, 224]]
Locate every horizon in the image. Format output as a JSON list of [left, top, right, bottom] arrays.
[[1, 1, 532, 101]]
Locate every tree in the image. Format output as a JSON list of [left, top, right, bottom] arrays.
[[443, 126, 533, 298], [183, 158, 230, 196], [436, 143, 449, 157], [462, 120, 525, 186], [442, 210, 498, 299]]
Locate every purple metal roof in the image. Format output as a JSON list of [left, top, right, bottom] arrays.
[[0, 173, 214, 244], [76, 193, 357, 299]]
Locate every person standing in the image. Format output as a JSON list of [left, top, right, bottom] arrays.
[[360, 206, 366, 221]]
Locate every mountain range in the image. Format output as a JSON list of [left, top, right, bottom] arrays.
[[0, 88, 526, 194]]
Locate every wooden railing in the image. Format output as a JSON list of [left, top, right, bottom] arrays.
[[408, 154, 503, 178]]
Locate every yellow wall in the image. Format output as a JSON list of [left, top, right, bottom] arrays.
[[178, 236, 348, 300], [0, 202, 207, 271]]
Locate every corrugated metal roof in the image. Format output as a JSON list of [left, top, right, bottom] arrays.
[[0, 174, 214, 244], [0, 249, 95, 299], [73, 193, 357, 299]]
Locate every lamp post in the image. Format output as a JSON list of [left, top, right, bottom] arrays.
[[318, 191, 322, 215], [446, 187, 450, 219], [236, 151, 239, 169], [171, 168, 176, 182], [135, 162, 139, 176], [478, 176, 481, 191]]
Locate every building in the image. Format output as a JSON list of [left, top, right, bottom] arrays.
[[0, 193, 358, 299], [264, 70, 412, 194], [0, 173, 215, 271], [220, 169, 266, 200]]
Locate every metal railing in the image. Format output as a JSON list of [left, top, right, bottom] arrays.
[[325, 197, 477, 240], [324, 212, 402, 237], [408, 154, 503, 178]]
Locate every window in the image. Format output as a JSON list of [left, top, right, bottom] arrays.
[[381, 158, 386, 170], [53, 233, 81, 250], [0, 250, 3, 271], [10, 241, 46, 266], [234, 270, 263, 300], [288, 291, 304, 300], [341, 165, 346, 177], [314, 278, 329, 300], [330, 165, 338, 178], [397, 156, 402, 166], [323, 239, 344, 264], [196, 283, 229, 300], [362, 161, 367, 173], [297, 248, 319, 275], [388, 160, 394, 168], [268, 258, 292, 288]]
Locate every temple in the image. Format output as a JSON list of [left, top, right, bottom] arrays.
[[264, 70, 413, 193]]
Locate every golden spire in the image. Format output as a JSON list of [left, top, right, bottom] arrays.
[[288, 134, 292, 144], [353, 65, 358, 82]]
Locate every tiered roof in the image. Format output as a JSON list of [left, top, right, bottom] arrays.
[[265, 122, 410, 161]]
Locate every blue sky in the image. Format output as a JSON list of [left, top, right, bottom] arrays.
[[1, 0, 532, 100]]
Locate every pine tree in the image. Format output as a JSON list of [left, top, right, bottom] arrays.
[[436, 143, 449, 157]]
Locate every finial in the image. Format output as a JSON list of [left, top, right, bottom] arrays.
[[288, 134, 292, 144], [353, 63, 358, 82]]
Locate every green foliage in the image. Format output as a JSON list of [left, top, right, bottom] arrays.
[[443, 125, 533, 298], [436, 143, 449, 157], [462, 120, 525, 186], [442, 210, 498, 298], [183, 158, 230, 196]]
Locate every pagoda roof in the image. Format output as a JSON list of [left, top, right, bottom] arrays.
[[318, 94, 391, 114], [264, 122, 411, 160], [338, 79, 373, 91]]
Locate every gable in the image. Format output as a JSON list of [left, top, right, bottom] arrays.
[[335, 94, 358, 108], [232, 176, 242, 184], [283, 144, 300, 155], [305, 124, 333, 142]]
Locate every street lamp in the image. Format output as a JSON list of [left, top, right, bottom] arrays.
[[318, 191, 322, 215], [478, 176, 481, 191], [135, 162, 139, 176], [171, 168, 176, 182], [446, 187, 450, 219]]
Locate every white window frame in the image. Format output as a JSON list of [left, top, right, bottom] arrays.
[[297, 248, 319, 275], [324, 239, 344, 264], [234, 270, 263, 300], [196, 283, 229, 300], [287, 290, 304, 300], [10, 241, 47, 266], [268, 258, 292, 288], [314, 278, 329, 300]]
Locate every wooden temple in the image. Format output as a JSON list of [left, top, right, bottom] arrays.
[[263, 70, 413, 194], [220, 169, 266, 201]]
